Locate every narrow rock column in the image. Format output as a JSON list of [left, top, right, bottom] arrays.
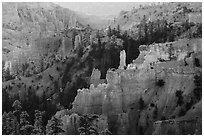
[[119, 50, 126, 69]]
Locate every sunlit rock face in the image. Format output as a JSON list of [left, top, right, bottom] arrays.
[[69, 38, 202, 134], [55, 111, 80, 135], [115, 113, 129, 134], [92, 115, 109, 133], [119, 50, 126, 69], [90, 68, 105, 87], [2, 2, 95, 76], [72, 68, 147, 116], [106, 70, 121, 86]]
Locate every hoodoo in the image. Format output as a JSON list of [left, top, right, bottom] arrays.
[[2, 2, 202, 135]]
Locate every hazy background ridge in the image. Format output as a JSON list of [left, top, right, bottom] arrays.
[[54, 2, 152, 19]]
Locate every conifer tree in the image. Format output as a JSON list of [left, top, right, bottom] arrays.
[[33, 110, 44, 134], [12, 99, 22, 122], [117, 25, 121, 36], [100, 129, 112, 135], [46, 116, 64, 135], [107, 26, 112, 37], [78, 114, 98, 135], [143, 17, 148, 42], [2, 112, 7, 134], [12, 100, 22, 111], [138, 23, 143, 40], [139, 97, 145, 110], [19, 111, 34, 135], [3, 111, 19, 135]]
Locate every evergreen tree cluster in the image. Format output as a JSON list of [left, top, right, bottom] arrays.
[[78, 114, 112, 135], [2, 100, 64, 135], [3, 100, 112, 135], [2, 4, 202, 135]]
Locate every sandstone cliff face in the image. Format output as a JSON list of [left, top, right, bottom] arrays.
[[2, 3, 70, 75], [2, 2, 106, 76], [70, 38, 202, 134], [153, 99, 202, 135]]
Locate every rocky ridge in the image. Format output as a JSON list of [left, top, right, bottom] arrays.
[[113, 2, 202, 30], [2, 2, 108, 77]]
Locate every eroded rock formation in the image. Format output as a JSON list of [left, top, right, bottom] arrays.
[[70, 38, 202, 134]]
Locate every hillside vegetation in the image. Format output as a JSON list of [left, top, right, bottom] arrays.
[[2, 2, 202, 135]]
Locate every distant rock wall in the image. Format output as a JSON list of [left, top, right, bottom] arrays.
[[2, 2, 93, 76]]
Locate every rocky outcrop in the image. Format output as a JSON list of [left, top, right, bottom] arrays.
[[2, 2, 202, 134], [55, 111, 81, 135], [2, 2, 108, 77], [2, 2, 71, 76], [90, 68, 105, 87], [119, 50, 126, 69], [70, 38, 202, 134]]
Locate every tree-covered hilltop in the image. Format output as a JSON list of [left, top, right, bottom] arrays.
[[113, 2, 201, 30]]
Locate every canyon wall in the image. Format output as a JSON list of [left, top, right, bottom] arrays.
[[2, 2, 107, 76], [70, 38, 202, 134]]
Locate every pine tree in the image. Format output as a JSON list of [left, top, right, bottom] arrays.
[[175, 90, 184, 106], [12, 100, 22, 122], [107, 26, 112, 37], [78, 114, 98, 135], [139, 97, 145, 110], [96, 30, 101, 48], [2, 112, 8, 135], [2, 89, 11, 112], [147, 21, 154, 44], [20, 111, 29, 127], [162, 19, 168, 42], [12, 100, 22, 111], [19, 111, 34, 135], [138, 23, 143, 40], [3, 111, 19, 135], [143, 18, 148, 42], [2, 60, 6, 81], [117, 25, 121, 36], [33, 110, 44, 135], [46, 116, 64, 135], [100, 129, 112, 135]]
